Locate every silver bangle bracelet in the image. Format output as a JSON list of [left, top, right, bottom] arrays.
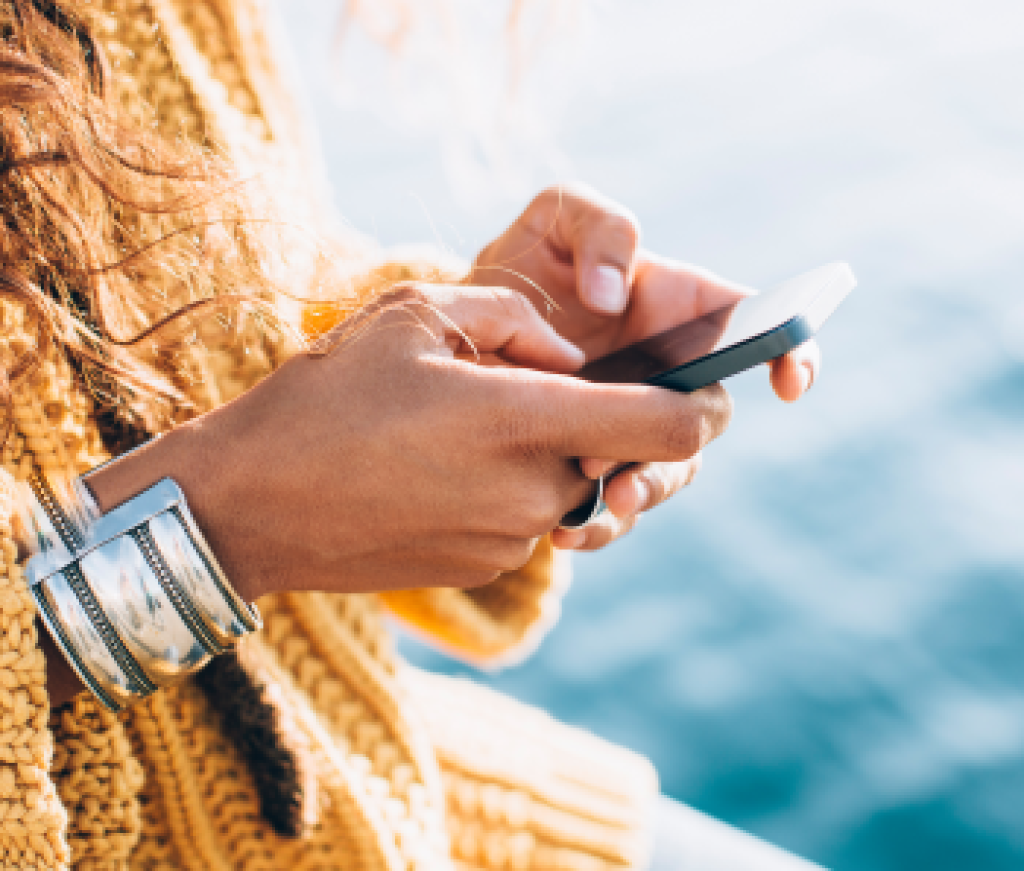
[[24, 472, 260, 712]]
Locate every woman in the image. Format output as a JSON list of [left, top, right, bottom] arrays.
[[0, 1, 818, 868]]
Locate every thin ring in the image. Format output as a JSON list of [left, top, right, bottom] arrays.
[[558, 475, 609, 530]]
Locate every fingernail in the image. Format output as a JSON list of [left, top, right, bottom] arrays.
[[800, 362, 814, 393], [586, 264, 627, 315], [559, 337, 587, 370], [633, 477, 651, 512]]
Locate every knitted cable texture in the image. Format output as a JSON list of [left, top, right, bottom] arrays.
[[0, 292, 120, 870], [408, 670, 656, 871], [0, 2, 660, 869], [49, 696, 145, 871], [192, 651, 304, 838], [0, 472, 66, 871]]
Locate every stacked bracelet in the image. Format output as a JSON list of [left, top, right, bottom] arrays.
[[23, 471, 260, 712]]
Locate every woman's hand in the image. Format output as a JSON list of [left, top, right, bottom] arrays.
[[87, 284, 732, 600], [469, 184, 821, 550]]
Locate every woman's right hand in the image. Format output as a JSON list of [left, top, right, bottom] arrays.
[[87, 284, 732, 601]]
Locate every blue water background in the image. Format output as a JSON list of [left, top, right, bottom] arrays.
[[281, 2, 1024, 868]]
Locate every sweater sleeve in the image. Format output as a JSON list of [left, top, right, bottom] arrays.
[[403, 666, 658, 870], [380, 535, 573, 666]]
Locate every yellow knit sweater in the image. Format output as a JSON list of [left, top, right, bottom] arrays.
[[0, 1, 657, 868]]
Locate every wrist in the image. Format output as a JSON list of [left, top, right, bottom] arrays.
[[84, 419, 267, 604]]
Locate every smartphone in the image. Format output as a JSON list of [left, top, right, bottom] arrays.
[[578, 262, 857, 392]]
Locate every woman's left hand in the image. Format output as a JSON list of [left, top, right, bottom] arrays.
[[469, 183, 821, 551]]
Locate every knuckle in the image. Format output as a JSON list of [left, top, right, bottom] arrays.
[[482, 386, 554, 460], [602, 210, 641, 248], [535, 181, 590, 209], [473, 240, 498, 269], [485, 405, 546, 460], [496, 287, 536, 322], [672, 386, 734, 454], [661, 413, 702, 459], [704, 384, 734, 433], [560, 180, 603, 207], [514, 487, 561, 535], [532, 185, 564, 208], [378, 281, 429, 307], [324, 283, 438, 357], [530, 183, 637, 228], [524, 186, 565, 227], [495, 537, 539, 574]]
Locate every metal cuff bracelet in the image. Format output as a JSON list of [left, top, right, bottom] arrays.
[[24, 474, 260, 712]]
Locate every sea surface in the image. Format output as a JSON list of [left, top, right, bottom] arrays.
[[280, 2, 1024, 868]]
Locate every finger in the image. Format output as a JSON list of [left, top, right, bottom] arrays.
[[580, 457, 619, 479], [396, 284, 586, 373], [551, 525, 586, 550], [573, 512, 639, 552], [769, 339, 821, 402], [528, 376, 733, 462], [602, 455, 703, 518], [553, 460, 699, 551], [526, 184, 642, 316], [627, 252, 757, 340]]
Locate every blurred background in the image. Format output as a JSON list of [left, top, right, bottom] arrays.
[[281, 2, 1024, 869]]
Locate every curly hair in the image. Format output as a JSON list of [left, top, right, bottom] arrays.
[[1, 0, 304, 836], [0, 0, 294, 435]]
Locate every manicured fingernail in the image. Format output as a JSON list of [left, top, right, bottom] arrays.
[[800, 362, 814, 393], [586, 264, 627, 315], [634, 477, 651, 512]]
